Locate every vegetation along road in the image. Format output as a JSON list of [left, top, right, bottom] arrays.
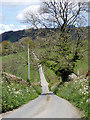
[[3, 63, 82, 118], [0, 0, 89, 118]]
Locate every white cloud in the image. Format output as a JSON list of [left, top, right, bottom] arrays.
[[17, 5, 40, 21], [0, 24, 28, 34], [17, 13, 25, 21], [77, 0, 89, 2], [1, 0, 89, 6], [1, 0, 41, 6]]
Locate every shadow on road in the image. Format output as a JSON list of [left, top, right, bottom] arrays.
[[40, 93, 54, 96]]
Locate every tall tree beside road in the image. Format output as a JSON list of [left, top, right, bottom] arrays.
[[22, 0, 88, 81], [23, 0, 88, 31]]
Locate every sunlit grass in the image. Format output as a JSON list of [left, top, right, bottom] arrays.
[[1, 52, 42, 113], [1, 75, 38, 113], [55, 76, 89, 118]]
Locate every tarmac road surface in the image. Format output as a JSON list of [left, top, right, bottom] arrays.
[[1, 61, 82, 118]]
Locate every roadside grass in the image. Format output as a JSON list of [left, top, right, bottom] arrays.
[[1, 52, 42, 113], [74, 51, 88, 75], [30, 53, 42, 94], [55, 76, 89, 119], [43, 56, 89, 119], [42, 65, 61, 91], [31, 53, 41, 83], [1, 73, 39, 113], [43, 64, 89, 118]]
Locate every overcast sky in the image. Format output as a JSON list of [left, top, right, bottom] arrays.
[[0, 0, 89, 34]]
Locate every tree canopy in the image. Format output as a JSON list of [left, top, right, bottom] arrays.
[[23, 0, 88, 31]]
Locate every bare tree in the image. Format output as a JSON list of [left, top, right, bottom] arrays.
[[23, 0, 88, 31]]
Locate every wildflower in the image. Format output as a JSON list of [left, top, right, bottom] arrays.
[[19, 89, 22, 92], [75, 80, 77, 83], [12, 88, 15, 91], [7, 86, 10, 88], [15, 91, 20, 94], [33, 90, 35, 92], [86, 91, 88, 94], [27, 89, 29, 92], [86, 99, 88, 103], [80, 101, 83, 104], [11, 83, 13, 85], [8, 89, 11, 91]]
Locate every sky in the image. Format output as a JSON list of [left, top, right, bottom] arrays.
[[0, 0, 41, 34], [0, 0, 89, 34]]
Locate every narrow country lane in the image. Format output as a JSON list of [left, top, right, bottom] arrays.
[[1, 53, 82, 119], [38, 64, 49, 94]]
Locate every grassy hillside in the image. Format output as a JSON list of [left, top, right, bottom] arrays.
[[2, 52, 40, 82], [1, 30, 25, 43], [2, 52, 28, 80], [0, 52, 42, 113]]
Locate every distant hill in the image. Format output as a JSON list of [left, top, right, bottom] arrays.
[[0, 26, 88, 43], [0, 28, 58, 43], [0, 30, 25, 43]]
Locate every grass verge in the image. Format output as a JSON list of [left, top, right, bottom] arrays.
[[42, 65, 61, 91], [43, 65, 89, 119], [54, 76, 89, 119], [0, 52, 42, 113], [1, 73, 39, 113]]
